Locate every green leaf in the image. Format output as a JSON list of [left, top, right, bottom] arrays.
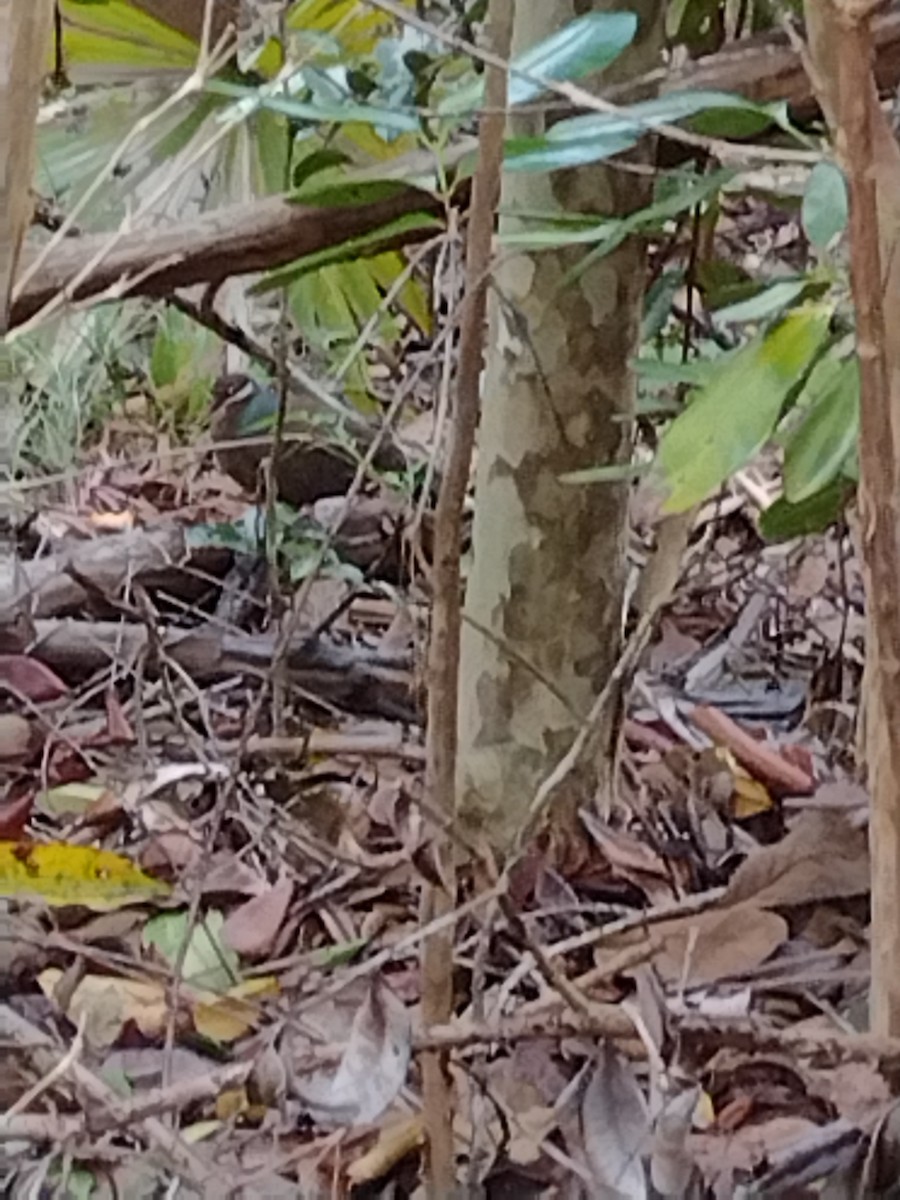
[[635, 356, 729, 389], [642, 269, 684, 340], [760, 480, 851, 541], [143, 910, 239, 993], [311, 937, 368, 968], [559, 462, 648, 485], [293, 146, 353, 191], [504, 91, 780, 173], [802, 161, 849, 250], [290, 178, 426, 207], [204, 79, 421, 134], [652, 305, 833, 513], [783, 356, 859, 502], [500, 169, 731, 251], [252, 210, 442, 293], [369, 252, 433, 334], [712, 279, 810, 325], [440, 11, 637, 116]]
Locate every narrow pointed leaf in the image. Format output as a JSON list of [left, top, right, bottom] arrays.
[[440, 11, 637, 115], [783, 356, 859, 502]]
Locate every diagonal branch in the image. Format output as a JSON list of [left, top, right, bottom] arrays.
[[10, 186, 450, 331]]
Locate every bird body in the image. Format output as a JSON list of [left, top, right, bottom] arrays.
[[210, 374, 404, 507]]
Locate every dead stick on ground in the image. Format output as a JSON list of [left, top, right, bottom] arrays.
[[419, 1, 512, 1193]]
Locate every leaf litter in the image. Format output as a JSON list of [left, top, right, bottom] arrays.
[[0, 438, 885, 1198]]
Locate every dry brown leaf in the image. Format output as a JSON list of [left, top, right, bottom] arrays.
[[688, 1116, 820, 1191], [652, 906, 788, 986], [39, 968, 169, 1047], [724, 810, 870, 909], [223, 877, 293, 958]]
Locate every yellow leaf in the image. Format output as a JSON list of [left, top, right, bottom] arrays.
[[0, 842, 170, 910], [347, 1116, 425, 1185], [715, 748, 774, 818], [192, 976, 280, 1044], [732, 774, 774, 819]]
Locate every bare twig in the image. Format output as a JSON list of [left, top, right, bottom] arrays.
[[420, 6, 512, 1190]]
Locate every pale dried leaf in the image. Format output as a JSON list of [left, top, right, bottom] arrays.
[[573, 1043, 649, 1199], [292, 980, 411, 1128], [650, 1086, 701, 1197], [0, 713, 33, 759]]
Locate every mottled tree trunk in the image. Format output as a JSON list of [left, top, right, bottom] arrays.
[[458, 0, 664, 851]]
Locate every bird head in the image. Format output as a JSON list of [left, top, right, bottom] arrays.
[[210, 374, 278, 438]]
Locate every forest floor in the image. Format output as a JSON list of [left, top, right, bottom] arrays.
[[0, 405, 885, 1200]]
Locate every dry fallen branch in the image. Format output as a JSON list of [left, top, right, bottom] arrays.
[[33, 618, 414, 719], [10, 187, 450, 331]]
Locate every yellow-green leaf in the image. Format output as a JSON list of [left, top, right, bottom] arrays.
[[60, 0, 196, 75], [0, 842, 170, 910], [653, 305, 832, 513]]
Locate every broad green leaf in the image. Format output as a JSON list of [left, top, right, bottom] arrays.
[[144, 909, 239, 993], [760, 480, 851, 541], [685, 100, 785, 139], [802, 161, 848, 249], [440, 12, 637, 116], [0, 842, 169, 909], [286, 0, 408, 58], [505, 92, 781, 173], [653, 305, 832, 513], [713, 279, 810, 325], [783, 356, 859, 502]]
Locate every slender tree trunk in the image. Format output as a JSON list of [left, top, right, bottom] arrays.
[[0, 0, 54, 329], [805, 0, 900, 1037], [458, 0, 664, 851]]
